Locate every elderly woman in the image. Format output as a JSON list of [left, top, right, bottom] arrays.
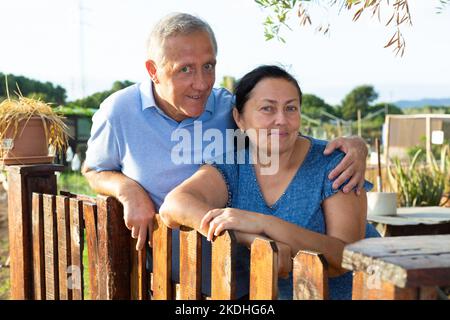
[[160, 65, 380, 300]]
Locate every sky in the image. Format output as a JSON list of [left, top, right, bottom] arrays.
[[0, 0, 449, 105]]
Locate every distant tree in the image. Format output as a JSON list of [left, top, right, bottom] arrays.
[[301, 93, 338, 121], [369, 102, 403, 116], [340, 85, 378, 120], [67, 80, 134, 108], [0, 72, 67, 105]]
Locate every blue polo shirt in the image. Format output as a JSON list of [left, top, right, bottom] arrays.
[[85, 80, 250, 298], [85, 80, 236, 208]]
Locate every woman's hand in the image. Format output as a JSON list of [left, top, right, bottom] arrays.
[[200, 208, 266, 241]]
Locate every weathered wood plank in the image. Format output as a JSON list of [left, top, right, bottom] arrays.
[[6, 164, 62, 299], [179, 226, 202, 300], [344, 236, 450, 288], [343, 235, 450, 264], [56, 196, 72, 300], [31, 193, 46, 300], [69, 198, 84, 300], [130, 239, 149, 300], [43, 194, 59, 300], [96, 196, 130, 299], [351, 271, 418, 300], [249, 238, 277, 300], [83, 201, 98, 300], [293, 250, 328, 300], [211, 231, 236, 300], [152, 214, 172, 300]]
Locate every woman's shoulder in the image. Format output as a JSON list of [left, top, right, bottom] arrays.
[[302, 136, 345, 168]]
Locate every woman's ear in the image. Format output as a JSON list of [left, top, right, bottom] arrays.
[[232, 107, 244, 130], [145, 59, 159, 83]]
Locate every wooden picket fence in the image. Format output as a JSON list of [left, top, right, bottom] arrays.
[[6, 164, 450, 300], [12, 191, 329, 300]]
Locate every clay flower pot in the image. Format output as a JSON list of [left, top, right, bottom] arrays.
[[1, 117, 54, 165], [0, 96, 69, 166]]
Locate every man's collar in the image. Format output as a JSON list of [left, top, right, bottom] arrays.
[[139, 79, 214, 117], [139, 80, 158, 111]]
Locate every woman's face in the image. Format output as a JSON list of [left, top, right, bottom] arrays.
[[233, 77, 301, 155]]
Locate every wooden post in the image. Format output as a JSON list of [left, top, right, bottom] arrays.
[[249, 238, 278, 300], [426, 115, 432, 166], [96, 195, 131, 299], [384, 115, 391, 169], [293, 250, 328, 300], [211, 231, 237, 300], [179, 226, 202, 300], [6, 164, 63, 300], [152, 214, 172, 300]]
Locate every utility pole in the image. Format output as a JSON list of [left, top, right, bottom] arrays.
[[79, 0, 87, 98], [357, 109, 362, 137]]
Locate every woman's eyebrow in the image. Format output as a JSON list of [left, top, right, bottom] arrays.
[[260, 98, 299, 104]]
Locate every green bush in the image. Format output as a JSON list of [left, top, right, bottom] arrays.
[[388, 146, 449, 207]]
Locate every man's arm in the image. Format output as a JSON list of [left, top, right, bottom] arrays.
[[323, 136, 368, 194], [82, 165, 156, 250]]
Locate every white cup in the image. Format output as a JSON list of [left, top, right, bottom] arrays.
[[367, 192, 397, 216]]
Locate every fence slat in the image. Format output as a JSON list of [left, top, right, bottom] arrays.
[[56, 196, 72, 300], [69, 198, 84, 300], [249, 238, 278, 300], [31, 193, 46, 300], [293, 250, 328, 300], [6, 165, 62, 300], [179, 226, 202, 300], [83, 201, 98, 300], [130, 240, 149, 300], [43, 194, 59, 300], [211, 231, 236, 300], [152, 214, 172, 300], [96, 196, 131, 299]]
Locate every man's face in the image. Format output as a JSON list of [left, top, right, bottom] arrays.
[[149, 31, 216, 122]]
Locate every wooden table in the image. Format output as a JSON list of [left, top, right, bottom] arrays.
[[368, 206, 450, 237], [342, 234, 450, 300]]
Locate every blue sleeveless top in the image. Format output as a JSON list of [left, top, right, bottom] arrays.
[[210, 136, 380, 300]]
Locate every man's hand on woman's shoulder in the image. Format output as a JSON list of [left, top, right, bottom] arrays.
[[323, 136, 368, 195]]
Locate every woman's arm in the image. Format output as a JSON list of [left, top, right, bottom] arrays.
[[202, 190, 367, 277], [159, 165, 228, 236], [160, 165, 293, 277]]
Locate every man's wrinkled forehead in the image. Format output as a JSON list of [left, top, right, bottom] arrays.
[[160, 31, 216, 65]]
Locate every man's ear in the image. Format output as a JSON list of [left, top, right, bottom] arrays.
[[232, 107, 244, 130], [145, 59, 159, 83]]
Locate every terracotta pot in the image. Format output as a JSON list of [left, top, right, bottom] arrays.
[[0, 116, 54, 165]]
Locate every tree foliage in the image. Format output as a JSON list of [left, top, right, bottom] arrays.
[[255, 0, 449, 56], [66, 80, 134, 108], [340, 85, 378, 120], [301, 93, 338, 120], [0, 72, 67, 105]]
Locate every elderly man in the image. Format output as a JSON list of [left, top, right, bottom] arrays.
[[83, 12, 368, 296]]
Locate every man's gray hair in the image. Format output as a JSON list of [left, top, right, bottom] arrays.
[[147, 12, 218, 65]]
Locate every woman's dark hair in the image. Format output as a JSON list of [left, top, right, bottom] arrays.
[[234, 65, 302, 113]]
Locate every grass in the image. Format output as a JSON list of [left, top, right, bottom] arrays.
[[57, 171, 96, 197], [0, 237, 10, 300]]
